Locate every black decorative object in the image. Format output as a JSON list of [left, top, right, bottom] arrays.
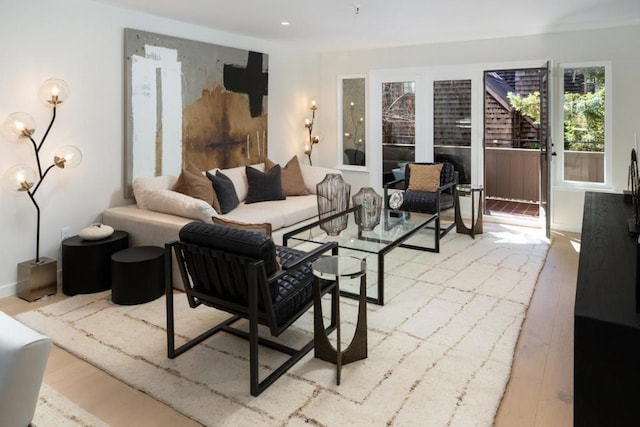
[[352, 187, 382, 231], [316, 174, 350, 236], [628, 148, 640, 234]]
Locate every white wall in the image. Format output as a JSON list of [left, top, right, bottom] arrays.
[[0, 0, 319, 296], [316, 25, 640, 233]]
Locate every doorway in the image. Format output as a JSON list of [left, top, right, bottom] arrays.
[[483, 66, 551, 235]]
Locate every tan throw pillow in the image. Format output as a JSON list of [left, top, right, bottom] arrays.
[[173, 162, 216, 206], [212, 217, 273, 239], [265, 156, 310, 196], [407, 164, 443, 192], [212, 217, 280, 269]]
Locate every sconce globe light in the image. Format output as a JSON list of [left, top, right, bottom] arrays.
[[53, 145, 82, 169], [2, 164, 37, 192], [38, 78, 70, 106], [304, 99, 320, 165], [3, 112, 36, 142]]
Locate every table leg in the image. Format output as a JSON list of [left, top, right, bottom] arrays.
[[313, 274, 368, 385]]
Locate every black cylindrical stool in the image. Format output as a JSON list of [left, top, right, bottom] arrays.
[[111, 246, 164, 305]]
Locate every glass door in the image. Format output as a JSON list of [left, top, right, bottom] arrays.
[[483, 65, 551, 234], [433, 79, 472, 184]]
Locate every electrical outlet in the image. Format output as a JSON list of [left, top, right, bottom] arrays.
[[60, 227, 72, 242]]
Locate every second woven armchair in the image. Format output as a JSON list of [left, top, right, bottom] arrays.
[[383, 161, 458, 241]]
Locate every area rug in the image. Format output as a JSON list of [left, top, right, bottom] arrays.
[[33, 383, 108, 426], [18, 223, 548, 426]]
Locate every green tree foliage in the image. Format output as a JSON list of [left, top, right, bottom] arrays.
[[507, 91, 541, 124], [563, 88, 605, 151], [506, 79, 605, 152]]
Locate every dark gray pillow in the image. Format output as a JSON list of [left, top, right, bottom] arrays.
[[206, 170, 239, 214], [245, 165, 286, 204]]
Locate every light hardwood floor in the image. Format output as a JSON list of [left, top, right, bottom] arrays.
[[0, 230, 578, 426]]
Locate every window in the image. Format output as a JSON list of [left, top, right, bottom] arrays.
[[560, 64, 609, 184], [340, 76, 367, 167], [381, 81, 415, 185]]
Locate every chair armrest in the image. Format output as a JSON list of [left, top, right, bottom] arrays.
[[275, 241, 338, 276], [438, 180, 456, 193], [384, 177, 405, 190]]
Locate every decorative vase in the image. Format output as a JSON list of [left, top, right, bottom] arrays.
[[352, 187, 382, 231], [316, 174, 351, 236]]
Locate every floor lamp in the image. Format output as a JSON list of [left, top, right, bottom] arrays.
[[2, 78, 82, 301]]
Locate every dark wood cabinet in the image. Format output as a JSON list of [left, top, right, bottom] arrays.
[[575, 192, 640, 426]]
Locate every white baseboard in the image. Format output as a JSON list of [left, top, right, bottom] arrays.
[[0, 282, 17, 299]]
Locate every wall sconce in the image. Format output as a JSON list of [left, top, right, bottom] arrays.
[[2, 78, 82, 301], [304, 99, 320, 165]]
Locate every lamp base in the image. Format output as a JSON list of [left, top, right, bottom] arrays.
[[17, 257, 58, 302]]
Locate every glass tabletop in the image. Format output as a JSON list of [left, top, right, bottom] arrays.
[[312, 256, 366, 280], [284, 206, 437, 255]]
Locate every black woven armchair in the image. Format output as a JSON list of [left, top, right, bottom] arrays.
[[165, 221, 338, 396], [383, 162, 458, 245]]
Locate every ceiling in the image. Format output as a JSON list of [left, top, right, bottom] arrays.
[[95, 0, 640, 51]]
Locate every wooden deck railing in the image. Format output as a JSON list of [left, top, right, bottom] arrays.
[[485, 148, 604, 202], [485, 148, 540, 202]]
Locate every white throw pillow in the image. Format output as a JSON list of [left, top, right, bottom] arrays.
[[143, 188, 216, 222], [133, 175, 178, 209]]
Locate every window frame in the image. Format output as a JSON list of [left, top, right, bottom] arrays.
[[556, 61, 612, 189]]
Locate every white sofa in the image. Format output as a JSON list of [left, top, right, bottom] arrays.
[[103, 162, 340, 289], [0, 311, 52, 427]]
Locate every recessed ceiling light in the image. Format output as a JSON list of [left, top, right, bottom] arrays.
[[281, 21, 290, 26]]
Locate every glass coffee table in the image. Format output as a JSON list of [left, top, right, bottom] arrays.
[[283, 206, 439, 305]]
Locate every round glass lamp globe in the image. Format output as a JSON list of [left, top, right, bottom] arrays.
[[38, 78, 70, 106], [2, 112, 36, 142], [2, 164, 37, 192], [53, 145, 82, 169]]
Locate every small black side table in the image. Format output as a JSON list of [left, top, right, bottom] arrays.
[[62, 231, 129, 296], [455, 184, 484, 238], [312, 256, 368, 385], [111, 246, 165, 305]]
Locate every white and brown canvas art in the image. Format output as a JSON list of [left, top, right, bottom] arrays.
[[124, 28, 268, 197]]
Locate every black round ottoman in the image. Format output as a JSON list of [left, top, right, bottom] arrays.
[[111, 246, 165, 305]]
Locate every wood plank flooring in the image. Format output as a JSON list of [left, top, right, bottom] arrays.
[[0, 230, 578, 426]]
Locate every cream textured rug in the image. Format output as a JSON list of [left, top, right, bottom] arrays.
[[33, 383, 108, 426], [18, 223, 548, 426]]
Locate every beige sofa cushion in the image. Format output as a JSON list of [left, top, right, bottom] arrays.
[[300, 164, 339, 195]]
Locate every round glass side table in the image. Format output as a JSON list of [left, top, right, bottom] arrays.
[[455, 184, 484, 238], [311, 256, 368, 385]]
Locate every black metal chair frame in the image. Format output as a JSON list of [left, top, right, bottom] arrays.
[[165, 239, 339, 396], [383, 162, 459, 240]]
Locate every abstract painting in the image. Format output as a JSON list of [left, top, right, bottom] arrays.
[[124, 28, 268, 197]]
